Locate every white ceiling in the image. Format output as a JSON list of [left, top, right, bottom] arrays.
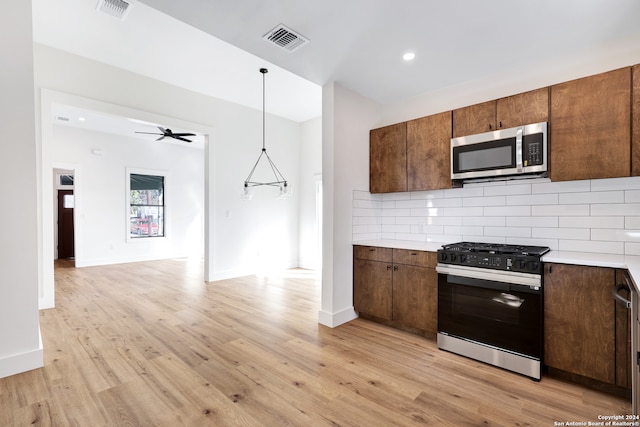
[[33, 0, 640, 128]]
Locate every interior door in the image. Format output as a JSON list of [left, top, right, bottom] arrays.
[[57, 189, 75, 259]]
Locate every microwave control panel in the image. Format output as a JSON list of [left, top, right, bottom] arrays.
[[523, 133, 544, 167]]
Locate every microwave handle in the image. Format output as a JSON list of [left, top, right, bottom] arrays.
[[516, 126, 523, 172]]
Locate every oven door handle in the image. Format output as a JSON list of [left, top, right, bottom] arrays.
[[436, 264, 541, 287]]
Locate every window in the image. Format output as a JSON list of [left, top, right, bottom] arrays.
[[129, 173, 164, 238], [59, 174, 74, 186]]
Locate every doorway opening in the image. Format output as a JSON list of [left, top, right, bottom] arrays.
[[54, 169, 75, 263]]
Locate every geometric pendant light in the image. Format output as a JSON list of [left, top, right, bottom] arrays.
[[242, 68, 290, 200]]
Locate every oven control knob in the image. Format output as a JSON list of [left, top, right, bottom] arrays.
[[439, 252, 448, 262], [517, 259, 527, 270], [450, 254, 457, 262], [458, 254, 466, 263], [529, 261, 539, 272]]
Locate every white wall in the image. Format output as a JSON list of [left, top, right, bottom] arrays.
[[50, 126, 205, 266], [0, 0, 43, 378], [298, 117, 322, 270], [319, 83, 381, 327]]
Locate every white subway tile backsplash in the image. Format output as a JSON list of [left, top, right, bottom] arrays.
[[591, 203, 640, 216], [559, 216, 625, 229], [626, 190, 640, 203], [626, 217, 640, 229], [425, 216, 463, 226], [532, 204, 589, 216], [507, 194, 558, 206], [464, 216, 506, 226], [382, 192, 412, 201], [353, 176, 640, 255], [532, 227, 590, 240], [484, 227, 531, 238], [591, 176, 640, 192], [396, 199, 427, 209], [484, 206, 531, 216], [382, 208, 411, 217], [559, 239, 624, 255], [591, 229, 640, 242], [484, 183, 532, 196], [444, 186, 483, 198], [410, 190, 445, 199], [532, 180, 590, 194], [626, 242, 640, 255], [444, 207, 484, 217], [382, 224, 412, 233], [427, 198, 463, 208], [507, 216, 558, 227], [559, 191, 624, 205], [463, 196, 506, 207]]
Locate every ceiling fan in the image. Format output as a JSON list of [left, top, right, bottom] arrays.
[[135, 126, 196, 143]]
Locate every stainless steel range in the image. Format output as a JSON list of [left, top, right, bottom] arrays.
[[436, 242, 550, 380]]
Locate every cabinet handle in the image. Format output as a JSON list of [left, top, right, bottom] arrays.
[[387, 265, 392, 271], [410, 252, 417, 256], [489, 123, 492, 130], [393, 265, 398, 271], [369, 248, 376, 252], [499, 121, 503, 128], [613, 283, 632, 309]]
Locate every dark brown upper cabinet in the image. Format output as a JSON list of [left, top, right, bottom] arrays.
[[633, 64, 640, 176], [550, 67, 631, 182], [452, 87, 549, 138], [407, 111, 453, 191], [370, 122, 407, 193]]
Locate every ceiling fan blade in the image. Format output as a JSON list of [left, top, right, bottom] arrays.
[[158, 126, 167, 134], [173, 136, 192, 142], [156, 136, 165, 141], [135, 131, 162, 135], [172, 132, 196, 137]]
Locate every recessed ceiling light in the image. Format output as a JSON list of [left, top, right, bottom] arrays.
[[78, 117, 86, 122], [403, 52, 416, 62]]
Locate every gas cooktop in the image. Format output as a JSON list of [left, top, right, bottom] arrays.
[[440, 242, 550, 257], [437, 242, 550, 274]]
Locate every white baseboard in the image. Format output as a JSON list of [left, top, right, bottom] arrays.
[[0, 329, 44, 379], [318, 306, 358, 328]]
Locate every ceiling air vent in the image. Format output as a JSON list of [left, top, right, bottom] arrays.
[[263, 24, 309, 52], [96, 0, 132, 20]]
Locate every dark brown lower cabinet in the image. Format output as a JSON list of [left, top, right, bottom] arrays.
[[353, 246, 437, 334], [544, 263, 631, 388], [353, 258, 393, 320], [392, 263, 437, 332]]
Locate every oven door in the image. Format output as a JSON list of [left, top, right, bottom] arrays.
[[437, 265, 543, 359]]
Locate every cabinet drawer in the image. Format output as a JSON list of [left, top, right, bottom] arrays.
[[393, 249, 436, 268], [354, 246, 393, 262]]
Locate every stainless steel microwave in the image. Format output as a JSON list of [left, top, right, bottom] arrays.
[[451, 121, 548, 181]]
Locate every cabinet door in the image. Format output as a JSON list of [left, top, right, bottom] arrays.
[[544, 263, 615, 384], [615, 269, 632, 388], [452, 100, 496, 137], [370, 122, 407, 193], [496, 87, 549, 129], [550, 67, 631, 181], [633, 64, 640, 176], [353, 259, 393, 320], [392, 264, 437, 333], [407, 111, 453, 191]]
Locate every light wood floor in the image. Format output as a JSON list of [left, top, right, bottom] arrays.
[[1, 259, 631, 426]]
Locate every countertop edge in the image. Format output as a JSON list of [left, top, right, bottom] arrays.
[[352, 240, 640, 292]]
